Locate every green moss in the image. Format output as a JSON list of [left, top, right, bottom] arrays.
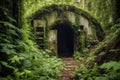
[[28, 4, 105, 41], [23, 0, 116, 34]]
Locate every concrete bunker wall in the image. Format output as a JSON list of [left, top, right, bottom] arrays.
[[29, 5, 105, 56]]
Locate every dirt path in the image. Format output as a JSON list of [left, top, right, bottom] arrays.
[[60, 57, 79, 80]]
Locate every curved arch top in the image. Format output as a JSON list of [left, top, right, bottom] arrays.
[[29, 4, 105, 41]]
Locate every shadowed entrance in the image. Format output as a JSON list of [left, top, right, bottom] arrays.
[[53, 23, 74, 57]]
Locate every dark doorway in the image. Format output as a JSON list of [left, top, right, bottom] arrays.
[[53, 22, 74, 57]]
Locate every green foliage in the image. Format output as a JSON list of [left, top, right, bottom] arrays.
[[12, 52, 63, 80], [72, 63, 100, 80], [86, 39, 98, 48], [99, 61, 120, 80], [23, 0, 114, 35], [73, 38, 97, 61], [0, 0, 118, 80], [72, 61, 120, 80], [74, 51, 85, 61], [100, 61, 120, 71], [23, 0, 75, 17], [0, 6, 63, 80], [110, 22, 120, 33]]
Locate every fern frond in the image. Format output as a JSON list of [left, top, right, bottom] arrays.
[[100, 61, 120, 71]]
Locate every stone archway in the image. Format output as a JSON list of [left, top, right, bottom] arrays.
[[29, 4, 105, 41], [29, 4, 105, 56]]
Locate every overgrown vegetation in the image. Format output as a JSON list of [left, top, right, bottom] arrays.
[[0, 0, 120, 80], [72, 61, 120, 80], [23, 0, 115, 34], [0, 1, 63, 80], [72, 23, 120, 80]]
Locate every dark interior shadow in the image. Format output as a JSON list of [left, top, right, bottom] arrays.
[[52, 22, 74, 57]]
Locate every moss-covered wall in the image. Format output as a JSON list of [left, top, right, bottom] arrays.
[[23, 0, 115, 33], [30, 5, 105, 41], [19, 0, 116, 49], [20, 0, 116, 55], [29, 5, 106, 55]]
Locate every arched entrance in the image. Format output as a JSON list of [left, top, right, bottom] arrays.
[[29, 4, 105, 57], [52, 22, 74, 57]]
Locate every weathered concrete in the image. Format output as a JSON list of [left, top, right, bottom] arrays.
[[29, 5, 105, 56]]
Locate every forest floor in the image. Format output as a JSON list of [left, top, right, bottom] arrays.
[[60, 57, 79, 80]]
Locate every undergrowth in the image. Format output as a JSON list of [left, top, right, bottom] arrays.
[[72, 61, 120, 80], [0, 7, 63, 80], [72, 23, 120, 80]]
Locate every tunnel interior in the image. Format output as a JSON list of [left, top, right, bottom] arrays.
[[52, 22, 74, 57]]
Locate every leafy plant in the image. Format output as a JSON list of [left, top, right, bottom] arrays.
[[86, 39, 98, 49], [99, 61, 120, 80], [72, 61, 120, 80], [0, 5, 64, 80]]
